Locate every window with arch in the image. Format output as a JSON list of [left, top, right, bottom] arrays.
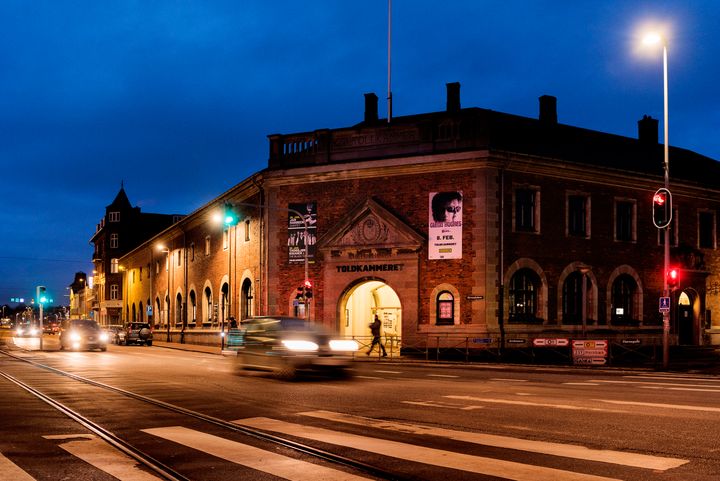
[[175, 293, 183, 326], [189, 290, 197, 324], [509, 269, 541, 323], [611, 274, 638, 325], [204, 287, 213, 326], [436, 291, 454, 325], [131, 303, 137, 322], [562, 272, 590, 325], [221, 283, 229, 324]]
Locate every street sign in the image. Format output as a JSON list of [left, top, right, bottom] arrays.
[[572, 340, 608, 366], [472, 338, 492, 344], [659, 296, 671, 312], [533, 338, 569, 347]]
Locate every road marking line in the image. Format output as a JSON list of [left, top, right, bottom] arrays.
[[401, 400, 483, 410], [299, 410, 686, 471], [234, 417, 623, 481], [427, 374, 459, 378], [490, 378, 528, 382], [591, 379, 720, 389], [374, 370, 402, 374], [595, 399, 720, 413], [445, 395, 629, 413], [631, 374, 720, 383], [142, 426, 370, 481], [354, 375, 384, 379], [0, 452, 35, 481], [563, 383, 600, 386], [638, 386, 720, 393], [43, 434, 162, 480]]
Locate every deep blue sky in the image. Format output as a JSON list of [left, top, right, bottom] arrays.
[[1, 1, 718, 306]]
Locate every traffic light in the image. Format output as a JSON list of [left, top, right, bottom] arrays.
[[304, 280, 313, 299], [652, 188, 672, 229], [223, 202, 239, 226], [36, 286, 47, 304], [295, 286, 304, 299], [667, 267, 679, 289]]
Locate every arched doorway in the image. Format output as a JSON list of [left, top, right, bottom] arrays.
[[241, 278, 253, 320], [678, 290, 697, 345], [339, 279, 402, 340]]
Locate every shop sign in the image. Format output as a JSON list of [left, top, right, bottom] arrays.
[[507, 338, 527, 344], [572, 340, 608, 366], [532, 338, 569, 347]]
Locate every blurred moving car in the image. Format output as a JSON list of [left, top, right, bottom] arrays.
[[123, 322, 153, 346], [105, 324, 126, 344], [15, 322, 40, 337], [59, 319, 108, 351], [233, 316, 358, 379]]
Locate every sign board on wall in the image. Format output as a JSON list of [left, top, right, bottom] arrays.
[[428, 191, 463, 260], [572, 340, 608, 365], [288, 202, 317, 264]]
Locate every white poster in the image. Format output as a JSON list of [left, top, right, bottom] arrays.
[[429, 191, 463, 259]]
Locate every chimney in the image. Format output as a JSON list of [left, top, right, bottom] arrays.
[[446, 82, 461, 112], [539, 95, 557, 124], [364, 93, 378, 123], [638, 115, 659, 145]]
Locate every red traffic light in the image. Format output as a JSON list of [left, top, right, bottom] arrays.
[[667, 268, 679, 288], [653, 192, 666, 206], [652, 188, 672, 229]]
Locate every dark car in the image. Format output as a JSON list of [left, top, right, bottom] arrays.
[[232, 316, 358, 379], [59, 319, 108, 351], [123, 322, 153, 346], [43, 320, 60, 334]]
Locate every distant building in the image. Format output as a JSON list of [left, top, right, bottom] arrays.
[[68, 271, 90, 319], [117, 83, 720, 352], [90, 185, 183, 325]]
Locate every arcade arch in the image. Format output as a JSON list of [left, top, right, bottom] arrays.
[[338, 279, 401, 339]]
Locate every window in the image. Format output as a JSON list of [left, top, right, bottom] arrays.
[[223, 228, 229, 250], [155, 261, 160, 274], [615, 200, 635, 242], [436, 291, 454, 325], [110, 233, 119, 248], [515, 188, 538, 232], [204, 286, 213, 324], [110, 284, 119, 300], [562, 272, 589, 324], [245, 219, 251, 242], [189, 290, 197, 323], [190, 243, 195, 262], [110, 258, 119, 274], [205, 236, 211, 255], [699, 211, 716, 249], [567, 195, 589, 237], [131, 270, 135, 283], [509, 269, 540, 323], [176, 250, 181, 267], [109, 211, 120, 222], [611, 275, 637, 325]]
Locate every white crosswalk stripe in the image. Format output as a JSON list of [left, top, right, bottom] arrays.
[[0, 452, 35, 481], [142, 426, 371, 481], [234, 417, 625, 481]]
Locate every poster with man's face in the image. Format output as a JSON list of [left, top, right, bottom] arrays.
[[288, 202, 317, 264], [429, 191, 462, 259]]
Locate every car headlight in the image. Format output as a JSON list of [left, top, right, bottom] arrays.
[[329, 339, 359, 352], [69, 332, 82, 342], [28, 328, 39, 336], [281, 340, 319, 351], [99, 332, 109, 342], [15, 328, 23, 335]]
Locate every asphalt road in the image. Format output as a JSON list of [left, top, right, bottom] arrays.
[[1, 334, 719, 480]]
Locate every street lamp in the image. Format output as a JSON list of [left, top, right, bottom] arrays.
[[158, 245, 171, 342], [642, 30, 671, 368]]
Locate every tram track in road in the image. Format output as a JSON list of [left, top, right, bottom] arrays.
[[0, 349, 403, 481]]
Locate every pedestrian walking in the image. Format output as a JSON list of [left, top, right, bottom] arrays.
[[367, 314, 387, 357]]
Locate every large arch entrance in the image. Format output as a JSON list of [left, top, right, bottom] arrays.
[[339, 279, 402, 340]]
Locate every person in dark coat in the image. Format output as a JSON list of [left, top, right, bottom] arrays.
[[367, 314, 387, 356]]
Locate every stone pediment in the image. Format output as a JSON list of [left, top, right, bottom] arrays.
[[317, 198, 424, 257]]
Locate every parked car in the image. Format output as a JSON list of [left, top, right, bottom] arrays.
[[59, 319, 108, 351], [105, 324, 126, 344], [123, 322, 153, 346], [43, 320, 60, 334], [233, 316, 358, 379]]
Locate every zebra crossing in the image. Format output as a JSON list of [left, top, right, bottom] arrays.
[[1, 410, 689, 481]]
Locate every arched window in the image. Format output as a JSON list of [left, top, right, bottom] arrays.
[[509, 269, 540, 323], [131, 303, 137, 323], [175, 293, 183, 326], [611, 274, 637, 325], [241, 279, 253, 320], [204, 287, 213, 326], [189, 290, 197, 325], [562, 272, 590, 325], [155, 297, 161, 329], [221, 282, 229, 324], [139, 301, 144, 322], [436, 291, 454, 325]]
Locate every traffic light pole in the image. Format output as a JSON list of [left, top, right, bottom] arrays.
[[661, 41, 670, 370]]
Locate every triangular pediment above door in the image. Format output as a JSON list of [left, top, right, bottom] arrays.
[[317, 197, 425, 257]]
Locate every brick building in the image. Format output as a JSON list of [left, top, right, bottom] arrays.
[[117, 83, 720, 351]]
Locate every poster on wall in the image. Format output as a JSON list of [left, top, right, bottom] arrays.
[[429, 191, 463, 259], [288, 202, 317, 264]]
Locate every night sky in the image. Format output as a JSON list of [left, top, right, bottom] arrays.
[[1, 1, 718, 306]]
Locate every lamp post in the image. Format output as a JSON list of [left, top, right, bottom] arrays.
[[643, 31, 671, 368], [158, 246, 171, 342]]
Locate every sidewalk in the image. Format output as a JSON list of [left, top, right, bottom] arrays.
[[151, 340, 720, 375]]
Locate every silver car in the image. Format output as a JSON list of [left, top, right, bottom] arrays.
[[233, 316, 358, 379]]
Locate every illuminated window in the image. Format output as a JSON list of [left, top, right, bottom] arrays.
[[509, 269, 540, 323], [110, 284, 119, 300], [110, 233, 119, 248], [436, 291, 454, 325]]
